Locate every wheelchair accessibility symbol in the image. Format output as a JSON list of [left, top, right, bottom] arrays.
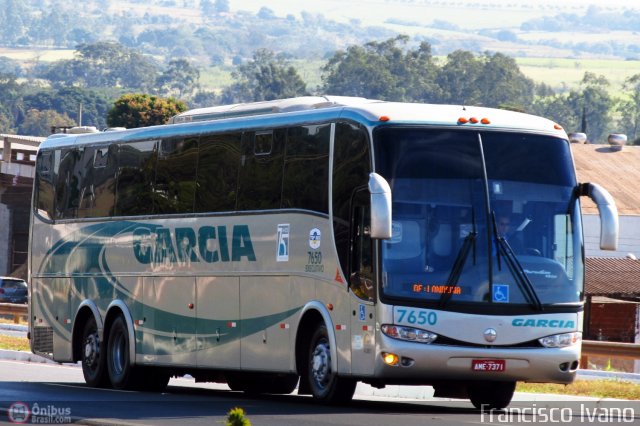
[[492, 284, 509, 303]]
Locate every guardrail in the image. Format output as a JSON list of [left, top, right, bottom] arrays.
[[582, 339, 640, 360], [0, 302, 28, 324]]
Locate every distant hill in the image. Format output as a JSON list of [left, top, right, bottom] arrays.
[[1, 0, 639, 71]]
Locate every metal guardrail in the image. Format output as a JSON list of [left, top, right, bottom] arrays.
[[0, 302, 28, 324], [582, 339, 640, 360]]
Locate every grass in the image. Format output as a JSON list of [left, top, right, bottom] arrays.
[[517, 379, 640, 400], [0, 334, 30, 352]]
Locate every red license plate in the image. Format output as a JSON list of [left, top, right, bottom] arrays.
[[472, 359, 506, 372]]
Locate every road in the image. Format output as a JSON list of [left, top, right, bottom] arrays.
[[1, 360, 639, 425]]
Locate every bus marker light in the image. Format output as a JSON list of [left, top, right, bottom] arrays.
[[279, 323, 289, 329], [188, 303, 194, 310], [554, 123, 563, 130], [135, 319, 145, 326], [227, 322, 237, 328], [362, 325, 373, 331], [379, 116, 390, 122], [481, 118, 491, 124], [65, 319, 71, 324], [458, 117, 468, 124], [327, 303, 334, 311], [382, 352, 399, 366], [335, 324, 346, 331], [469, 117, 479, 124]]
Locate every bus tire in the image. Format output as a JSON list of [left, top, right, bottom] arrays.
[[468, 381, 516, 410], [81, 316, 109, 387], [106, 315, 139, 390], [307, 324, 356, 404]]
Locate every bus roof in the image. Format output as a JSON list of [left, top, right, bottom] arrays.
[[39, 97, 567, 150]]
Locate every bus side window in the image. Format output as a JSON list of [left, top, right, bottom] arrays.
[[195, 132, 242, 213], [35, 151, 55, 220], [115, 140, 157, 216], [350, 190, 375, 302], [282, 124, 330, 213], [236, 129, 285, 211], [154, 136, 199, 215], [54, 148, 81, 219]]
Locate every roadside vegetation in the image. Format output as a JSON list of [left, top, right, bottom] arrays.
[[517, 380, 640, 400], [0, 334, 30, 352]]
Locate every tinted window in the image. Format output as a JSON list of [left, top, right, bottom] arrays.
[[195, 132, 242, 213], [332, 122, 371, 276], [236, 129, 285, 210], [54, 148, 82, 219], [282, 124, 330, 213], [154, 137, 198, 214], [35, 151, 55, 220], [90, 146, 118, 217], [115, 141, 157, 216]]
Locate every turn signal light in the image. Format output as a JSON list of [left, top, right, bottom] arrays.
[[382, 352, 399, 366]]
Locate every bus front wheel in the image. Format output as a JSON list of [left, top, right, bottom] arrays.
[[81, 316, 109, 387], [306, 324, 356, 404], [468, 381, 516, 410]]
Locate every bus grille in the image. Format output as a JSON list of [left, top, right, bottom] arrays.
[[32, 326, 54, 355]]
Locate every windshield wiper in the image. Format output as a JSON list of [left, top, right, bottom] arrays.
[[493, 220, 543, 311], [440, 209, 477, 307]]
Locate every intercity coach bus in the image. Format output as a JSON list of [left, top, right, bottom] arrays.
[[29, 96, 618, 408]]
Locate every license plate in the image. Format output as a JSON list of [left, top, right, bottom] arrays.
[[472, 359, 506, 372]]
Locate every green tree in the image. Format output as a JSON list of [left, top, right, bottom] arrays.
[[220, 49, 308, 103], [23, 87, 111, 129], [42, 42, 158, 91], [566, 72, 613, 143], [617, 74, 640, 144], [107, 93, 187, 128], [322, 36, 440, 102], [474, 52, 535, 110], [436, 50, 483, 105], [19, 109, 75, 137], [156, 59, 200, 98]]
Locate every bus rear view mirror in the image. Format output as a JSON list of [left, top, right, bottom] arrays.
[[369, 173, 392, 239], [580, 182, 618, 250]]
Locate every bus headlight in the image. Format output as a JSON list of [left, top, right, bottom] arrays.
[[381, 324, 437, 344], [538, 332, 581, 348]]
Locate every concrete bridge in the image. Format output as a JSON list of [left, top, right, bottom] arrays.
[[0, 134, 43, 278]]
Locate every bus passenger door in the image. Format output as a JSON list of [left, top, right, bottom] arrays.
[[349, 190, 376, 376], [196, 276, 240, 369]]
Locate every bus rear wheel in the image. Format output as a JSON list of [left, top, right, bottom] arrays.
[[468, 381, 516, 410], [306, 324, 356, 404], [81, 316, 109, 387], [107, 315, 139, 390]]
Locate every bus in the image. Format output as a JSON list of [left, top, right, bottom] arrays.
[[29, 96, 618, 408]]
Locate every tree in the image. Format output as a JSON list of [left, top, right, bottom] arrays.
[[220, 49, 308, 103], [23, 87, 111, 129], [617, 74, 640, 144], [436, 50, 483, 105], [19, 109, 75, 137], [107, 93, 187, 128], [41, 42, 158, 91], [474, 52, 535, 110], [322, 36, 440, 102], [156, 59, 200, 98], [566, 72, 613, 143]]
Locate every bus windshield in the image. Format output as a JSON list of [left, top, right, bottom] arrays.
[[375, 127, 583, 310]]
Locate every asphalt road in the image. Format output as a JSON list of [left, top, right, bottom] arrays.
[[1, 360, 639, 426]]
